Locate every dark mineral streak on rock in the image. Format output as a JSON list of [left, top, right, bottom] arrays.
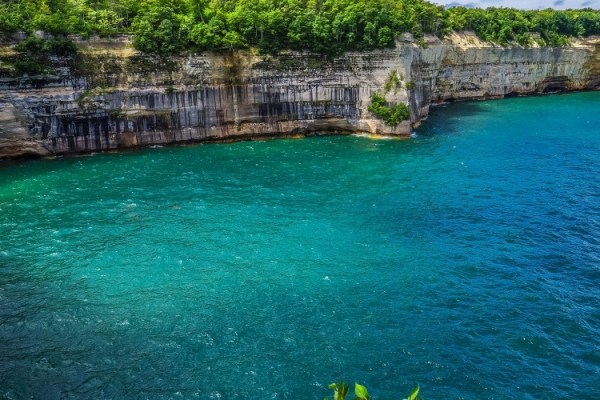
[[0, 35, 599, 159]]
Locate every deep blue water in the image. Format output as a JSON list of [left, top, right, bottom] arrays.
[[0, 92, 599, 399]]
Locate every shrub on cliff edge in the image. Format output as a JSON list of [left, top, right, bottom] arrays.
[[368, 93, 410, 127]]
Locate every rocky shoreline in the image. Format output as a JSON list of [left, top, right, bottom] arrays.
[[1, 33, 598, 160]]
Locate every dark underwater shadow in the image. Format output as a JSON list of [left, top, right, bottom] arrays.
[[416, 100, 489, 137]]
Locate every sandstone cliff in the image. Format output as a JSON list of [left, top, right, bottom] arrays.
[[0, 33, 598, 159], [409, 32, 600, 119]]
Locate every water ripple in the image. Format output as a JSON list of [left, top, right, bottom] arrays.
[[1, 92, 599, 399]]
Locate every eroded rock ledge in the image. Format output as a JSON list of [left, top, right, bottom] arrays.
[[0, 33, 599, 159]]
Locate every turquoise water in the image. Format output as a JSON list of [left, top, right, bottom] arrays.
[[1, 92, 599, 399]]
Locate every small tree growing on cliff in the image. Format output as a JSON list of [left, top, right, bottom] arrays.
[[384, 71, 402, 94], [368, 92, 410, 127]]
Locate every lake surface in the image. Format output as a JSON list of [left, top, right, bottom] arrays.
[[1, 92, 599, 399]]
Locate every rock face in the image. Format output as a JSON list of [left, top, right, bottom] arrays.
[[409, 33, 600, 119], [0, 33, 599, 159], [0, 102, 51, 158]]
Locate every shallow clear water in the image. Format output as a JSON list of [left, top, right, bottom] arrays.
[[1, 92, 599, 399]]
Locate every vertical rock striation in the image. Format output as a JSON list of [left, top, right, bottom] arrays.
[[0, 33, 598, 159], [409, 33, 600, 120]]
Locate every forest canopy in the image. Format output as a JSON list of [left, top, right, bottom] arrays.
[[0, 0, 599, 55]]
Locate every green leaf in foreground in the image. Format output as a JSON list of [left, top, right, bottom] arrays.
[[354, 382, 369, 400], [326, 381, 350, 400], [405, 385, 421, 400]]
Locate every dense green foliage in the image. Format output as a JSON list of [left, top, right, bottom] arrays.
[[3, 36, 79, 75], [14, 36, 78, 56], [368, 93, 410, 126], [0, 0, 447, 55], [447, 7, 600, 46], [0, 0, 138, 37], [0, 0, 599, 55]]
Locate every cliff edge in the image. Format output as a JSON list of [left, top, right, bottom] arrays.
[[0, 33, 598, 159]]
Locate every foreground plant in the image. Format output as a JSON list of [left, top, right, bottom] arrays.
[[324, 381, 421, 400], [405, 385, 421, 400], [325, 381, 367, 400]]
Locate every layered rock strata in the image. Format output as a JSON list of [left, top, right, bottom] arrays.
[[0, 33, 598, 159]]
